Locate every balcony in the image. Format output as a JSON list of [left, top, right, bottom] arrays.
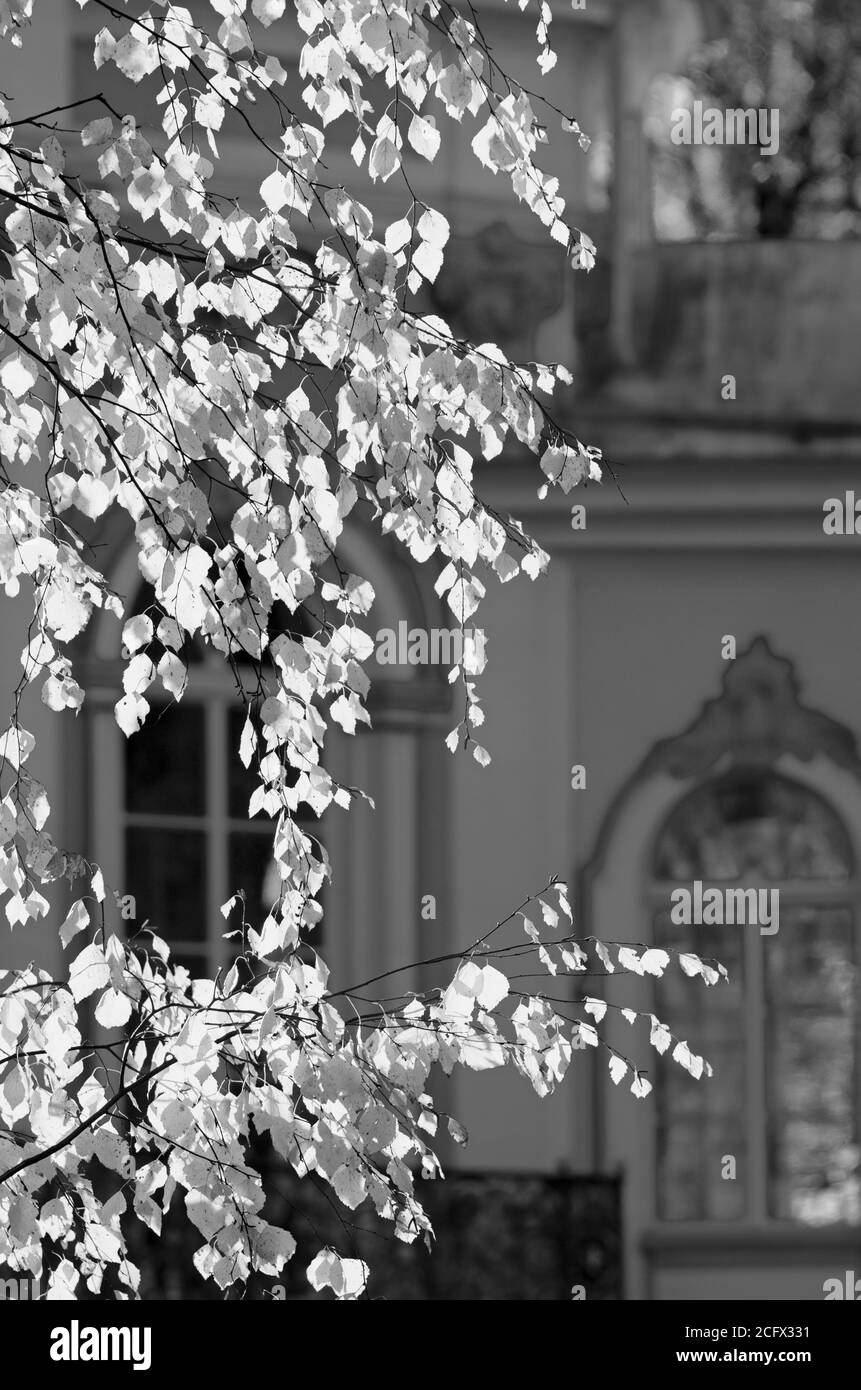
[[605, 240, 861, 428]]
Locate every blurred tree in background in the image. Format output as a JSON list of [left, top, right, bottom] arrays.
[[646, 0, 861, 240]]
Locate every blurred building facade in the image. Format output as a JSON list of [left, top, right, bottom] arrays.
[[3, 0, 861, 1299]]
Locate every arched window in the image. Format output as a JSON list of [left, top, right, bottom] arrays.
[[650, 768, 859, 1225], [80, 523, 454, 993], [107, 579, 325, 979]]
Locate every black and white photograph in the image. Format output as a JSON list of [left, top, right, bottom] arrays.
[[0, 0, 859, 1364]]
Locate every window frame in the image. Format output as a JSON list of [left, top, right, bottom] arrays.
[[89, 624, 328, 978], [648, 772, 861, 1228]]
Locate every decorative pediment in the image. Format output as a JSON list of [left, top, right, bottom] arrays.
[[642, 636, 861, 780]]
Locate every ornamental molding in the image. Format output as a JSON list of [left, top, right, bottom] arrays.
[[642, 636, 861, 780]]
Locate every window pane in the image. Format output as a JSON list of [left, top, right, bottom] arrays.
[[125, 828, 207, 941], [125, 706, 206, 816], [168, 951, 209, 982], [654, 771, 852, 881], [229, 832, 278, 920], [654, 913, 746, 1220], [766, 907, 860, 1224]]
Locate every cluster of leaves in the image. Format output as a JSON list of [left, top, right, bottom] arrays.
[[0, 875, 725, 1298], [0, 0, 714, 1299]]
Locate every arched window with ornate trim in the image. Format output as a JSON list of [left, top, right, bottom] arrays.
[[652, 768, 858, 1225], [585, 636, 861, 1299]]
